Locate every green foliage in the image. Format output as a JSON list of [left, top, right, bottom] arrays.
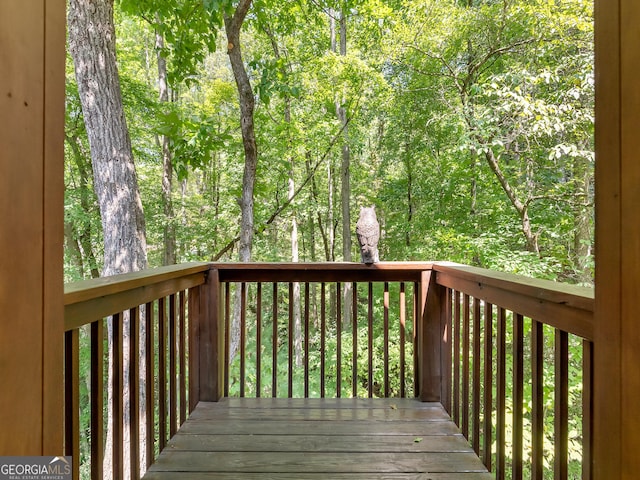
[[227, 282, 415, 398], [67, 0, 594, 275], [65, 2, 594, 477], [119, 0, 221, 86]]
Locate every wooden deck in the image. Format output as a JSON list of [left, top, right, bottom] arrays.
[[143, 398, 492, 479]]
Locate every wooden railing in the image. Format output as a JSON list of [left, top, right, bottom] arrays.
[[433, 263, 594, 480], [212, 262, 434, 399], [63, 261, 594, 480], [63, 263, 212, 480]]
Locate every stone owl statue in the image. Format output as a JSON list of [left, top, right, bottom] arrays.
[[356, 206, 380, 264]]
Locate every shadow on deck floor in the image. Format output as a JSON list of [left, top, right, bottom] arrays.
[[143, 397, 493, 480]]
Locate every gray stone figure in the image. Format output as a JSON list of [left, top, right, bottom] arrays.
[[356, 206, 380, 264]]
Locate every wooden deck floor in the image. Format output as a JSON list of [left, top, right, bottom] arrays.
[[143, 398, 492, 480]]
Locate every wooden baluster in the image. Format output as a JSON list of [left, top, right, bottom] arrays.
[[532, 319, 544, 480], [413, 282, 419, 397], [91, 320, 104, 478], [179, 292, 186, 424], [112, 312, 124, 480], [462, 294, 470, 439], [472, 297, 481, 455], [453, 290, 461, 426], [256, 283, 262, 398], [352, 283, 358, 398], [383, 282, 390, 398], [555, 329, 569, 480], [583, 340, 593, 480], [272, 283, 278, 398], [367, 282, 374, 398], [224, 283, 230, 398], [442, 288, 453, 414], [288, 282, 294, 398], [336, 282, 342, 398], [64, 329, 79, 480], [158, 300, 167, 451], [513, 313, 524, 480], [240, 283, 246, 398], [130, 306, 140, 480], [169, 295, 177, 435], [482, 302, 493, 470], [399, 283, 406, 398], [496, 307, 507, 480], [321, 282, 326, 398], [304, 283, 310, 398], [145, 302, 154, 468]]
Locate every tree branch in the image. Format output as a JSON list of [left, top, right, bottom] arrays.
[[226, 0, 252, 36], [211, 115, 354, 261], [469, 37, 538, 80], [406, 44, 463, 92]]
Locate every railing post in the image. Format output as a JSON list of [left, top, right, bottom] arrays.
[[418, 270, 447, 402], [198, 267, 224, 401]]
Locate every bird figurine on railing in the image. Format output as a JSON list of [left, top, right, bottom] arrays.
[[356, 206, 380, 264]]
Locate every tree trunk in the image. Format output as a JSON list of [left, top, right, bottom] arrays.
[[225, 0, 257, 264], [334, 8, 353, 325], [265, 26, 303, 366], [483, 149, 539, 253], [68, 1, 148, 478], [403, 138, 414, 247], [64, 220, 85, 276], [572, 154, 593, 282], [156, 18, 177, 266], [69, 0, 148, 276], [225, 0, 257, 362], [65, 133, 100, 279], [337, 10, 351, 263], [289, 166, 303, 366]]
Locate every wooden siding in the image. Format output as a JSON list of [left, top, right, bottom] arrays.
[[594, 0, 640, 478], [143, 398, 492, 479], [0, 0, 65, 455], [593, 0, 621, 476]]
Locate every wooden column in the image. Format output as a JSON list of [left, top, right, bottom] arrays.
[[418, 270, 447, 402], [0, 0, 65, 455], [594, 0, 640, 478], [198, 268, 225, 401]]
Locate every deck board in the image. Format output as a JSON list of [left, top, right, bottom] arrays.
[[143, 398, 492, 480]]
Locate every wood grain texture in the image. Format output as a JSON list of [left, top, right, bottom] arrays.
[[593, 0, 638, 478], [144, 398, 491, 479], [435, 270, 593, 340], [212, 262, 434, 283], [433, 264, 593, 310], [618, 1, 640, 479], [0, 0, 65, 455], [42, 0, 66, 454], [145, 474, 492, 480], [65, 270, 206, 331]]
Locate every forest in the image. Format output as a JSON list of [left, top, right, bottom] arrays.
[[64, 0, 594, 479], [64, 0, 594, 285]]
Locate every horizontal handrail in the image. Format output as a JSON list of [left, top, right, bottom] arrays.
[[64, 262, 209, 331], [434, 262, 594, 340], [211, 261, 434, 282]]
